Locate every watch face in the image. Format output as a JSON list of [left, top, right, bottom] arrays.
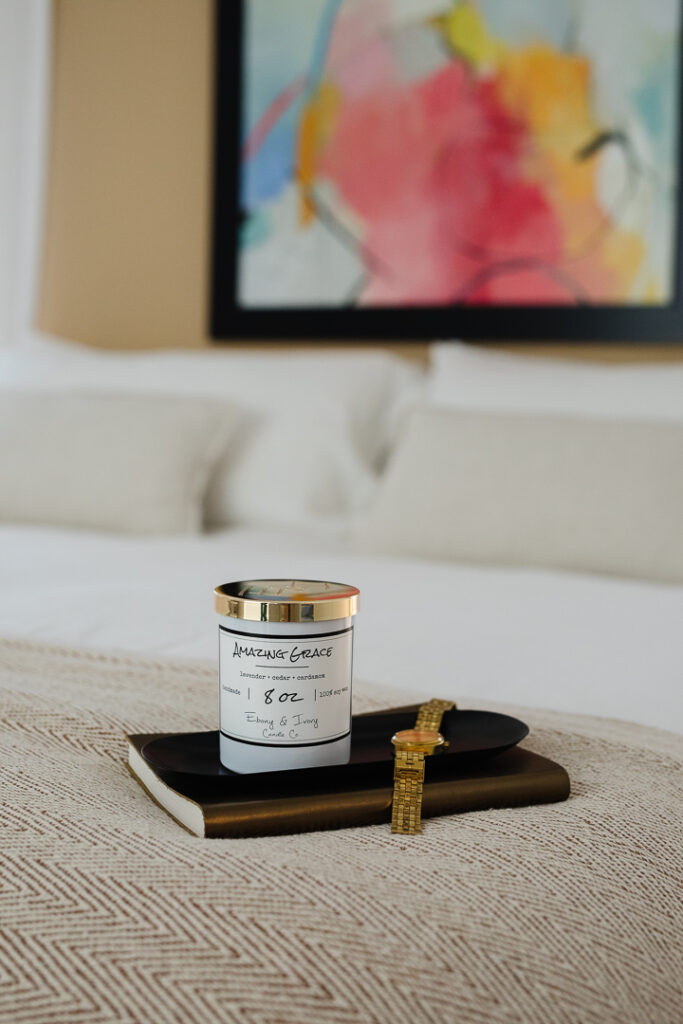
[[392, 729, 444, 752]]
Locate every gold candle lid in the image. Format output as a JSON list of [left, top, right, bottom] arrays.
[[214, 579, 360, 623]]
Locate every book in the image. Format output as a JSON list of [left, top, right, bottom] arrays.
[[127, 707, 570, 838]]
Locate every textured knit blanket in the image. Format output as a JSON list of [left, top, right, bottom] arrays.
[[1, 637, 681, 1024]]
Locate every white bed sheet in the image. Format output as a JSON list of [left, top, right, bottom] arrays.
[[1, 523, 681, 733]]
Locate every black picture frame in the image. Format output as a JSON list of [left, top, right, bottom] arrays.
[[211, 1, 683, 343]]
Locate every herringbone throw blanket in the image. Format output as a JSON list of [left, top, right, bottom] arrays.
[[1, 638, 681, 1024]]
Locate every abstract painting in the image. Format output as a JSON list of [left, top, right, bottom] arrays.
[[212, 0, 683, 338]]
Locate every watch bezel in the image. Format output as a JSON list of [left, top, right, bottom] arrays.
[[391, 728, 445, 754]]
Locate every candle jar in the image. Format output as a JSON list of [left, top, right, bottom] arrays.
[[214, 579, 360, 774]]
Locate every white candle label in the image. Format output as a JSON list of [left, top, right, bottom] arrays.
[[219, 625, 353, 747]]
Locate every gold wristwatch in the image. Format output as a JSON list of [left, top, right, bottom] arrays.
[[390, 699, 455, 835]]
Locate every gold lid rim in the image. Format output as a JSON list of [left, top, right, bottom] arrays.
[[214, 580, 359, 623]]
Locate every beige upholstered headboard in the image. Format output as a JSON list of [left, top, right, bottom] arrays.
[[38, 0, 683, 366]]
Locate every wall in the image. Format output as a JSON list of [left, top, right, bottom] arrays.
[[39, 0, 212, 349], [38, 0, 681, 364], [0, 0, 51, 346]]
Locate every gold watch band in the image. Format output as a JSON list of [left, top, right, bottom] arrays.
[[390, 698, 456, 835], [391, 749, 425, 835], [415, 699, 456, 732]]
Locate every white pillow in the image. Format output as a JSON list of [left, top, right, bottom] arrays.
[[0, 391, 238, 534], [355, 407, 683, 584], [7, 333, 423, 464], [2, 334, 424, 528], [205, 407, 376, 530], [430, 342, 683, 422]]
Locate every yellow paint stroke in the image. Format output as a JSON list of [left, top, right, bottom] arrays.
[[443, 2, 501, 70], [643, 276, 663, 304], [296, 81, 340, 227], [602, 229, 645, 297], [497, 46, 595, 158], [492, 42, 646, 296]]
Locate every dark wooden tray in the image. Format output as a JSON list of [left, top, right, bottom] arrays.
[[140, 705, 529, 794]]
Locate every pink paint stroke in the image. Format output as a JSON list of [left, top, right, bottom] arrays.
[[242, 75, 307, 161]]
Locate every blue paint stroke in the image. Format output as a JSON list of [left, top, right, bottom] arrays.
[[306, 0, 344, 98], [241, 0, 343, 209]]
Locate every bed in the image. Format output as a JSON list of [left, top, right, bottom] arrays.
[[1, 522, 681, 733], [2, 335, 681, 732], [1, 337, 682, 1024]]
